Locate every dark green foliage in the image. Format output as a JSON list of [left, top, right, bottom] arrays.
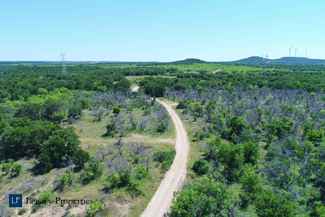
[[213, 142, 245, 182], [72, 148, 90, 171], [37, 128, 88, 173], [239, 165, 262, 207], [133, 165, 149, 180], [153, 149, 175, 171], [103, 122, 116, 137], [0, 119, 58, 160], [105, 170, 132, 190], [156, 121, 167, 133], [243, 143, 260, 165], [192, 159, 210, 175], [140, 77, 173, 97], [80, 158, 103, 185], [104, 170, 142, 196], [112, 106, 121, 115]]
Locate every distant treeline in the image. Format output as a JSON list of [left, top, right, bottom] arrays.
[[140, 70, 325, 97]]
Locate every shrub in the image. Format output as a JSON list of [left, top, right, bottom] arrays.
[[112, 107, 121, 115], [0, 161, 22, 178], [38, 191, 55, 205], [86, 200, 104, 217], [133, 165, 148, 180], [80, 158, 103, 185], [103, 123, 116, 137], [72, 149, 90, 171], [57, 171, 73, 191], [192, 159, 210, 175], [153, 149, 175, 171], [32, 190, 56, 212], [105, 170, 131, 190]]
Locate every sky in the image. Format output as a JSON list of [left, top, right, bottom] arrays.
[[1, 0, 325, 61]]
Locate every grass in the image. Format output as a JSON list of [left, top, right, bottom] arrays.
[[71, 109, 175, 216], [73, 110, 175, 151]]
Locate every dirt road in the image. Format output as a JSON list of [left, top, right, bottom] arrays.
[[141, 99, 190, 217]]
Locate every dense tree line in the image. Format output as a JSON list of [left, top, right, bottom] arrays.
[[0, 65, 131, 102], [139, 69, 325, 97]]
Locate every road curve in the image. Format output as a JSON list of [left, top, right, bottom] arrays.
[[141, 99, 190, 217]]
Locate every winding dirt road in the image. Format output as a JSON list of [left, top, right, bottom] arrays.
[[141, 99, 190, 217]]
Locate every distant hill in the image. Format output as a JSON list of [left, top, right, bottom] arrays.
[[232, 56, 271, 65], [171, 58, 206, 64], [232, 56, 325, 66]]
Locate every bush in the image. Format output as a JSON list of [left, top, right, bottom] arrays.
[[105, 170, 132, 190], [80, 158, 103, 185], [57, 171, 73, 191], [104, 170, 142, 196], [133, 165, 148, 180], [38, 191, 55, 204], [192, 159, 210, 175], [153, 149, 175, 171], [72, 149, 90, 171], [112, 107, 121, 115], [86, 200, 104, 217], [103, 123, 116, 137], [32, 190, 56, 212], [0, 161, 22, 178]]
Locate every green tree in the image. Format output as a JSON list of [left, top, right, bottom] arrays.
[[37, 128, 84, 173], [255, 189, 297, 217], [169, 177, 240, 217]]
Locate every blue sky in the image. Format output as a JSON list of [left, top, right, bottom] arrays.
[[1, 0, 324, 61]]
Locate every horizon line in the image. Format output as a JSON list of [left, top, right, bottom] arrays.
[[0, 55, 324, 63]]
